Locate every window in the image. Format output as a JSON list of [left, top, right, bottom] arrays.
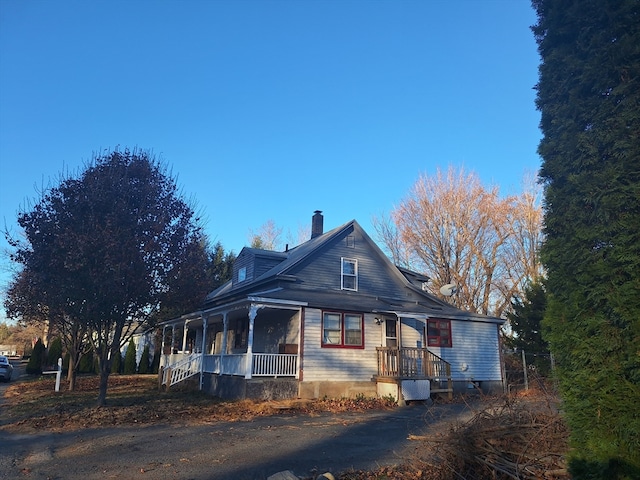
[[427, 319, 452, 347], [238, 266, 247, 282], [341, 258, 358, 291], [322, 312, 363, 348], [345, 234, 355, 248]]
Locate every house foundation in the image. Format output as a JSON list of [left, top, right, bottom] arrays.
[[298, 380, 378, 399], [201, 373, 298, 400]]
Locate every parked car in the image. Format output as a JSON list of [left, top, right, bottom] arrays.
[[0, 355, 13, 382]]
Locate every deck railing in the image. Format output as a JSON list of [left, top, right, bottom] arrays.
[[376, 347, 451, 379]]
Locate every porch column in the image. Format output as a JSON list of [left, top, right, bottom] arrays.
[[221, 312, 228, 356], [200, 316, 207, 390], [296, 307, 303, 380], [160, 326, 168, 368], [172, 325, 176, 353], [201, 316, 208, 355], [182, 320, 189, 352], [245, 305, 259, 379]]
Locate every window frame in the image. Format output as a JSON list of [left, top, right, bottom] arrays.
[[341, 257, 358, 291], [321, 311, 364, 349], [427, 319, 452, 348]]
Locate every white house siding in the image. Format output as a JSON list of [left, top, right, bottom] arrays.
[[301, 308, 379, 382], [430, 320, 502, 383], [399, 318, 426, 348]]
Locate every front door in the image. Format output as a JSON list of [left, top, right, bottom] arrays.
[[385, 319, 397, 348]]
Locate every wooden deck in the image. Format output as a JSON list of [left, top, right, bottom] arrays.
[[375, 347, 453, 397]]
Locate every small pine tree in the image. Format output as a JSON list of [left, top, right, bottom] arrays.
[[138, 344, 150, 374], [151, 349, 160, 374], [47, 337, 63, 368], [26, 339, 46, 374], [110, 350, 122, 374], [79, 350, 94, 373], [123, 339, 137, 374]]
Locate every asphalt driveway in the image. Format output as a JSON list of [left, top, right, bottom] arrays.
[[0, 395, 478, 480]]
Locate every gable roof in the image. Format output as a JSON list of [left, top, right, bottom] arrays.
[[203, 218, 503, 324]]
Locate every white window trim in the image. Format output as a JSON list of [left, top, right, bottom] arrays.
[[341, 257, 358, 291]]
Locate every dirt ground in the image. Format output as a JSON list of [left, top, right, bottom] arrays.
[[0, 367, 568, 480], [0, 372, 473, 479]]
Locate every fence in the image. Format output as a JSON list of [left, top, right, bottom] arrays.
[[504, 350, 554, 393]]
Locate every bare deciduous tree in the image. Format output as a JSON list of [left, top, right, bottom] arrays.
[[374, 166, 543, 317], [248, 219, 310, 251]]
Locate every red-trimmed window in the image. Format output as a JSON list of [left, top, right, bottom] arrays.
[[427, 319, 452, 347], [322, 312, 364, 348]]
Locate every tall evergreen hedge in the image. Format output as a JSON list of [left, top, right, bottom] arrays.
[[138, 345, 151, 374], [123, 338, 137, 374], [532, 0, 640, 477], [26, 339, 46, 375]]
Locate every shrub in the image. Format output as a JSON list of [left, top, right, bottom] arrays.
[[46, 337, 63, 368], [123, 339, 137, 374], [110, 350, 122, 374], [79, 350, 95, 373], [26, 339, 46, 374], [138, 344, 151, 374]]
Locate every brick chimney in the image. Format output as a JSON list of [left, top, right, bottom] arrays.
[[311, 210, 324, 239]]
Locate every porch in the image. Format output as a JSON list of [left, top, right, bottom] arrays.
[[159, 301, 303, 391], [160, 351, 299, 389], [375, 346, 453, 399]]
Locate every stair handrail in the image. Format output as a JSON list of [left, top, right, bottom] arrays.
[[162, 352, 203, 387]]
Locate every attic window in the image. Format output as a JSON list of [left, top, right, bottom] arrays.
[[341, 258, 358, 291], [345, 234, 355, 248], [238, 266, 247, 282]]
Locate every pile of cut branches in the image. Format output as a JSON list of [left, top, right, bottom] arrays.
[[411, 395, 569, 479]]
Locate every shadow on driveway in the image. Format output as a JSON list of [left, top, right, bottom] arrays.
[[0, 399, 480, 480]]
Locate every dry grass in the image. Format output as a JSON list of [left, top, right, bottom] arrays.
[[1, 375, 569, 480], [0, 374, 395, 432]]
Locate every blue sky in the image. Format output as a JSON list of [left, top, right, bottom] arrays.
[[0, 0, 541, 322]]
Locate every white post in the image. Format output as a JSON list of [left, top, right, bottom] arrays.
[[55, 357, 62, 392], [182, 321, 189, 353], [200, 316, 207, 390], [245, 305, 259, 379]]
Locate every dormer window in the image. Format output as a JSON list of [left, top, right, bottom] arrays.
[[341, 258, 358, 291], [238, 266, 247, 282]]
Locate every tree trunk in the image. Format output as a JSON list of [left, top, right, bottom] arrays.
[[97, 364, 110, 406], [67, 355, 77, 391]]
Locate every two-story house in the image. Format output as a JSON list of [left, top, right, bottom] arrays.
[[159, 211, 505, 402]]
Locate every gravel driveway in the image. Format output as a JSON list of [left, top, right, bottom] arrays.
[[1, 367, 477, 480]]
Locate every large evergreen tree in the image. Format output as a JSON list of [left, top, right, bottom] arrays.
[[533, 0, 640, 477]]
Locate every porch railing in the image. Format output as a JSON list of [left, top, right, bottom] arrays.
[[252, 353, 298, 377], [162, 352, 202, 387], [376, 347, 451, 380], [203, 353, 298, 378]]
